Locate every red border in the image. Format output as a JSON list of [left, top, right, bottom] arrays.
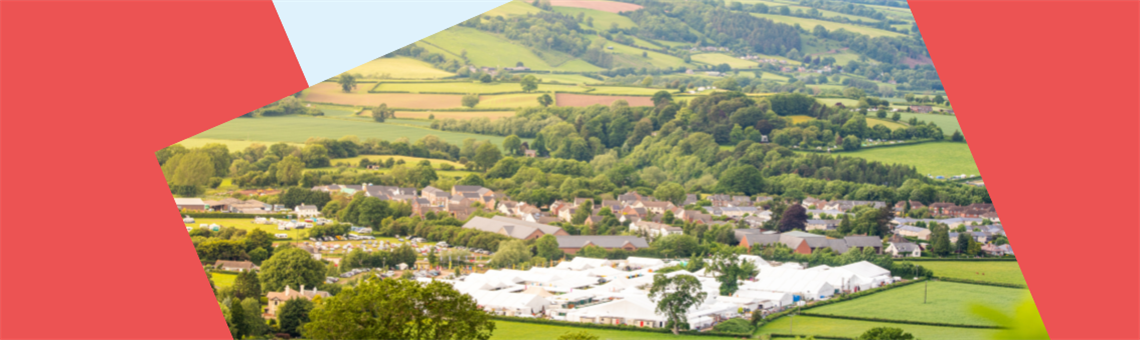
[[2, 1, 1138, 339], [1, 1, 306, 338], [912, 1, 1140, 339]]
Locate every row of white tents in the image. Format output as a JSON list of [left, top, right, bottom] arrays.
[[430, 255, 897, 331]]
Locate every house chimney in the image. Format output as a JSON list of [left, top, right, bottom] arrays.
[[300, 285, 305, 293], [285, 286, 291, 295]]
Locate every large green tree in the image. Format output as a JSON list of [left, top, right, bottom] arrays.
[[303, 277, 496, 340], [536, 234, 563, 260], [521, 75, 539, 92], [258, 247, 325, 292], [278, 298, 314, 338], [489, 239, 532, 268], [654, 182, 686, 206], [232, 270, 262, 301], [338, 73, 357, 92], [474, 143, 502, 172], [716, 166, 765, 195], [648, 273, 707, 335]]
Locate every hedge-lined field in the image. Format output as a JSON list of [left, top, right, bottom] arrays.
[[897, 113, 962, 135], [373, 81, 586, 94], [190, 115, 519, 146], [809, 281, 1026, 326], [491, 320, 710, 340], [344, 56, 455, 79], [900, 261, 1027, 286], [210, 272, 237, 288], [828, 142, 979, 178], [754, 315, 1001, 340]]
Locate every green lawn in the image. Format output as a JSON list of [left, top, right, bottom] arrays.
[[491, 321, 709, 340], [171, 138, 301, 150], [189, 115, 521, 146], [866, 117, 907, 130], [590, 36, 693, 70], [552, 6, 636, 29], [374, 81, 587, 94], [211, 273, 237, 288], [732, 0, 882, 23], [786, 115, 815, 124], [485, 0, 544, 17], [897, 112, 962, 135], [901, 261, 1027, 286], [187, 218, 307, 241], [811, 281, 1026, 326], [690, 53, 758, 68], [344, 56, 454, 79], [755, 315, 1001, 340], [832, 141, 979, 178], [750, 13, 904, 38], [424, 27, 602, 72]]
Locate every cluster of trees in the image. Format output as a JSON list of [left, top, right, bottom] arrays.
[[190, 227, 276, 264], [242, 96, 325, 117], [386, 43, 465, 73], [628, 1, 802, 56], [461, 11, 591, 56], [379, 213, 513, 252], [341, 244, 418, 270]]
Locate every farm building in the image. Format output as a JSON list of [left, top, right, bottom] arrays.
[[174, 197, 207, 211], [555, 235, 650, 254], [214, 260, 259, 272], [886, 242, 923, 257], [461, 216, 568, 240]]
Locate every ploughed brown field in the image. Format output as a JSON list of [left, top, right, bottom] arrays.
[[304, 82, 461, 109], [556, 93, 654, 107], [550, 0, 643, 13]]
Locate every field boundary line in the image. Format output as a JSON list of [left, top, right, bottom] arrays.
[[797, 312, 1005, 329]]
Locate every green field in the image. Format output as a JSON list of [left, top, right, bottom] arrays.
[[831, 142, 979, 178], [538, 73, 604, 85], [733, 0, 882, 23], [901, 261, 1027, 286], [190, 115, 520, 146], [484, 0, 543, 17], [755, 315, 1001, 340], [750, 13, 904, 38], [424, 27, 602, 72], [786, 115, 815, 124], [590, 36, 692, 70], [588, 86, 671, 96], [187, 218, 307, 241], [211, 272, 237, 288], [479, 93, 546, 108], [344, 57, 454, 79], [866, 117, 907, 130], [898, 113, 962, 135], [171, 138, 300, 150], [492, 321, 708, 340], [374, 81, 586, 94], [326, 155, 464, 169], [552, 6, 636, 29], [811, 281, 1025, 326], [690, 53, 758, 68]]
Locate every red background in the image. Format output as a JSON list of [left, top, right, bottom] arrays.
[[2, 0, 1137, 339]]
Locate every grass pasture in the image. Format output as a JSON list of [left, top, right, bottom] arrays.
[[187, 218, 307, 241], [755, 315, 1002, 340], [897, 112, 962, 135], [326, 155, 464, 169], [591, 36, 691, 70], [547, 0, 643, 14], [344, 57, 454, 79], [537, 73, 604, 85], [901, 261, 1027, 286], [829, 142, 979, 178], [552, 6, 637, 29], [171, 138, 300, 151], [210, 272, 237, 288], [304, 82, 462, 108], [491, 321, 707, 340], [786, 115, 815, 124], [556, 93, 653, 107], [750, 13, 904, 38], [484, 0, 544, 17], [690, 53, 758, 68], [394, 111, 516, 121], [810, 281, 1026, 326], [373, 81, 586, 94], [866, 117, 907, 130], [733, 0, 882, 23], [424, 27, 602, 72], [190, 115, 519, 146], [478, 93, 545, 108]]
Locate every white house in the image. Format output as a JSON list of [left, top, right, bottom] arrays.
[[295, 205, 321, 218], [886, 242, 922, 257]]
